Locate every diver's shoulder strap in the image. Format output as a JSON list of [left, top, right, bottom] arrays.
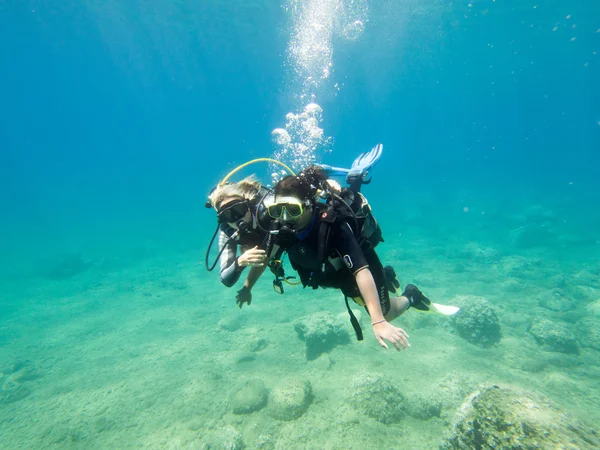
[[316, 206, 337, 263], [344, 296, 363, 341], [272, 245, 285, 261]]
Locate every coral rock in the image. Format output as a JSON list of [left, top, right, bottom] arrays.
[[268, 378, 312, 421], [231, 379, 268, 415], [294, 311, 350, 360], [529, 319, 579, 354], [447, 295, 501, 347], [348, 372, 406, 424], [441, 385, 599, 449]]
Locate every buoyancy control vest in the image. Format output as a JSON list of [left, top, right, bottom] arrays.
[[323, 187, 384, 252], [265, 186, 383, 342], [278, 188, 384, 287]]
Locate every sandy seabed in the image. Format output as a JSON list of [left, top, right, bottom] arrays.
[[1, 228, 599, 449]]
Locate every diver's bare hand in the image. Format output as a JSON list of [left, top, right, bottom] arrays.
[[373, 321, 410, 351], [237, 246, 267, 267], [236, 286, 252, 308]]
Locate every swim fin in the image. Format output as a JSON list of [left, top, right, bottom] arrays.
[[403, 284, 461, 316], [429, 302, 460, 316], [317, 143, 384, 181], [346, 143, 383, 186], [316, 164, 351, 177]]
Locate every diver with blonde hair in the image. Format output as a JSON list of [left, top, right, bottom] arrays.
[[206, 175, 274, 308]]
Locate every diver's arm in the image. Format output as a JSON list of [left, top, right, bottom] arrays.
[[235, 243, 275, 307], [243, 265, 267, 290], [332, 221, 409, 350], [238, 243, 272, 294], [235, 248, 267, 308], [240, 240, 278, 290], [355, 268, 410, 351], [219, 232, 245, 287], [355, 268, 385, 322]]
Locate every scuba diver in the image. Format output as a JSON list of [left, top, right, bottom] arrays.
[[265, 144, 459, 351], [205, 148, 401, 310], [206, 175, 274, 308]]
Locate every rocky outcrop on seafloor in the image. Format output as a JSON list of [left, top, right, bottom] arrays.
[[447, 295, 501, 347], [537, 289, 577, 312], [294, 311, 351, 360], [42, 253, 94, 279], [230, 379, 268, 415], [0, 360, 41, 404], [201, 425, 244, 450], [586, 300, 600, 317], [431, 373, 477, 412], [405, 393, 442, 420], [510, 224, 555, 248], [440, 385, 599, 449], [267, 378, 312, 421], [577, 318, 600, 351], [347, 372, 406, 424], [509, 205, 556, 249], [528, 318, 579, 354]]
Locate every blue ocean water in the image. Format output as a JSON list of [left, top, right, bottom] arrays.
[[1, 0, 597, 265], [1, 1, 599, 448]]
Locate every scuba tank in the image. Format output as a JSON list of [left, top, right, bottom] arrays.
[[323, 185, 384, 252], [341, 188, 383, 251]]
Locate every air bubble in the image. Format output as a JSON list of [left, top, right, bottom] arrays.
[[271, 128, 292, 146], [343, 20, 365, 40], [271, 103, 333, 180]]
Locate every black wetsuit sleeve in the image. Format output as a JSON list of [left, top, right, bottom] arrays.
[[330, 221, 369, 275], [219, 231, 245, 287]]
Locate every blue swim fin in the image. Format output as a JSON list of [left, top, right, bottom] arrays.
[[316, 164, 351, 177], [317, 143, 384, 180], [346, 143, 383, 186]]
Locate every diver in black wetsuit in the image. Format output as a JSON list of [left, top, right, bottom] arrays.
[[266, 164, 434, 351]]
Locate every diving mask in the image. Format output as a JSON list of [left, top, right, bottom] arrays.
[[217, 200, 249, 224], [267, 196, 306, 220]]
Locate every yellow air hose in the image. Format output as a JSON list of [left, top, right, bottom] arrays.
[[218, 158, 301, 286], [219, 158, 296, 186]]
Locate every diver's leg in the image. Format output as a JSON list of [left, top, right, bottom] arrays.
[[360, 250, 431, 321], [385, 296, 410, 322], [378, 264, 430, 320]]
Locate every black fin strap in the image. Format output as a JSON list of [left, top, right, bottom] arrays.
[[344, 296, 363, 341]]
